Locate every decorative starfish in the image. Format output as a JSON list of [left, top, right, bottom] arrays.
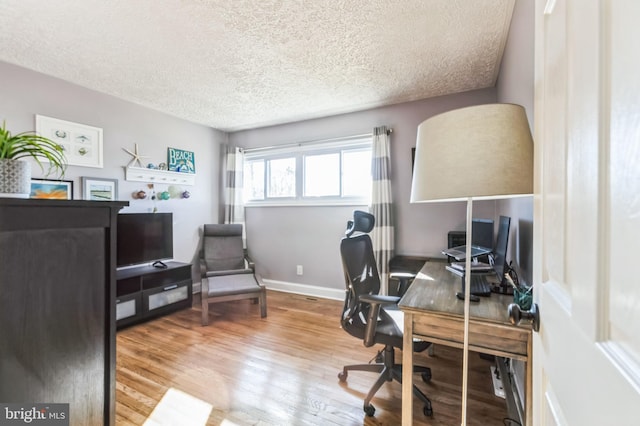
[[122, 143, 149, 168]]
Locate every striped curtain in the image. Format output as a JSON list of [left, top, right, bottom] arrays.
[[370, 126, 394, 295], [223, 146, 245, 238]]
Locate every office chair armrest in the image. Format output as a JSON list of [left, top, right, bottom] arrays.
[[389, 271, 416, 297], [389, 271, 416, 280], [358, 294, 401, 347], [359, 294, 401, 305]]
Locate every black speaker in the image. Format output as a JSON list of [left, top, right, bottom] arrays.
[[447, 231, 466, 263], [448, 231, 466, 248]]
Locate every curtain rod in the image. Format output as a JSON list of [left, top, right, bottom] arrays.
[[242, 128, 392, 153]]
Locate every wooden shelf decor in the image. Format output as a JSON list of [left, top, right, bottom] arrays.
[[124, 166, 196, 186]]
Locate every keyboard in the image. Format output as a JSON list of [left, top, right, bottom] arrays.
[[462, 274, 492, 296]]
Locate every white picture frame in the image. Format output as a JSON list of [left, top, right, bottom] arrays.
[[36, 115, 104, 168], [81, 177, 118, 201]]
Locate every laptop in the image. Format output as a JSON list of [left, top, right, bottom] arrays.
[[442, 218, 494, 261]]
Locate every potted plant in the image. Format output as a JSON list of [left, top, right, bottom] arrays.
[[0, 120, 67, 198]]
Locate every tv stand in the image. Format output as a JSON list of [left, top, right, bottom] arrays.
[[116, 261, 192, 328]]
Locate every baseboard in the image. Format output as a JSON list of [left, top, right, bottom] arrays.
[[497, 357, 525, 426], [191, 278, 343, 301], [261, 279, 344, 301]]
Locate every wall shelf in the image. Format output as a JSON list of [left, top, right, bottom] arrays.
[[124, 166, 196, 186]]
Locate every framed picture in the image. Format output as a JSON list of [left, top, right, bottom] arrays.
[[36, 115, 104, 168], [81, 177, 118, 201], [30, 178, 74, 200], [167, 147, 196, 174]]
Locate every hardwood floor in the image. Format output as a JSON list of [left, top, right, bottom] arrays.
[[116, 290, 509, 425]]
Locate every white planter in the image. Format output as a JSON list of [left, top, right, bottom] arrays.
[[0, 159, 31, 198]]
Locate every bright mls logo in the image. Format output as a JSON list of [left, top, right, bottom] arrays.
[[0, 404, 69, 426]]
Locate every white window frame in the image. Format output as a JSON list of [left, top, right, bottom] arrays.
[[243, 135, 372, 207]]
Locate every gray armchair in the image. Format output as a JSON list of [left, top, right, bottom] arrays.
[[200, 224, 267, 325]]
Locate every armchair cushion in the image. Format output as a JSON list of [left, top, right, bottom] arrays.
[[205, 273, 263, 298], [203, 224, 245, 271], [205, 268, 254, 278]]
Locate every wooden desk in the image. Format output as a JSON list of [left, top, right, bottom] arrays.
[[398, 259, 532, 425]]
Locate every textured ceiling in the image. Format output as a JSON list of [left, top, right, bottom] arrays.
[[0, 0, 514, 132]]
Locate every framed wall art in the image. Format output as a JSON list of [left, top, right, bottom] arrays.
[[30, 179, 74, 200], [81, 177, 118, 201], [36, 115, 104, 168], [167, 147, 195, 173]]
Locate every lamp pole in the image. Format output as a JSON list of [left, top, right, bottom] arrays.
[[461, 197, 473, 426]]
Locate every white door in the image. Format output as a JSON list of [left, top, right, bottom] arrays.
[[533, 0, 640, 424]]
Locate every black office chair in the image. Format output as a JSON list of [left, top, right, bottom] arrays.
[[337, 211, 433, 417]]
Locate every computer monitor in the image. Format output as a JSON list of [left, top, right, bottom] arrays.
[[471, 218, 494, 251], [492, 216, 511, 284]]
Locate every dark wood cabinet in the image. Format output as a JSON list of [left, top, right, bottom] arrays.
[[116, 261, 192, 328], [0, 199, 127, 426]]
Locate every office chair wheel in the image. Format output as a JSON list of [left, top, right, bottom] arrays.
[[421, 371, 432, 382], [364, 404, 375, 417], [338, 371, 347, 382], [423, 405, 433, 417]]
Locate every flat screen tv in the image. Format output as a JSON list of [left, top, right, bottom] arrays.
[[117, 213, 173, 268]]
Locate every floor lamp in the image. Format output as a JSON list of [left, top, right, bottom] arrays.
[[410, 103, 534, 425]]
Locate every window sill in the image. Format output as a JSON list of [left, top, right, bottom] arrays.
[[244, 199, 370, 208]]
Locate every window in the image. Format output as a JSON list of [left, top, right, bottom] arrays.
[[341, 148, 372, 197], [267, 157, 296, 198], [244, 160, 264, 200], [243, 136, 372, 205], [304, 153, 339, 197]]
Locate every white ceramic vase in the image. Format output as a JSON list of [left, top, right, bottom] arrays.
[[0, 159, 31, 198]]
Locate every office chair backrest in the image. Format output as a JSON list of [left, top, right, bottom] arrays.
[[203, 224, 245, 271], [340, 211, 380, 339], [345, 210, 375, 237]]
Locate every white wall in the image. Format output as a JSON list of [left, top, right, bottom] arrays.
[[496, 0, 535, 286], [497, 0, 535, 123], [0, 61, 223, 280], [230, 89, 498, 292], [495, 0, 535, 414]]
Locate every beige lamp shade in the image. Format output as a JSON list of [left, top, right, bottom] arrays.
[[410, 103, 534, 203]]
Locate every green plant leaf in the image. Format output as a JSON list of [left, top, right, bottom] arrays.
[[0, 120, 67, 177]]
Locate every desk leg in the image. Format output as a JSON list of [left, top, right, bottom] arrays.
[[525, 331, 533, 426], [402, 312, 414, 426]]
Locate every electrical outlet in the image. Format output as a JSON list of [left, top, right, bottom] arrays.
[[296, 265, 303, 275], [491, 365, 505, 398]]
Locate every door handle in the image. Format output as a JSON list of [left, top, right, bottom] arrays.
[[508, 302, 540, 332]]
